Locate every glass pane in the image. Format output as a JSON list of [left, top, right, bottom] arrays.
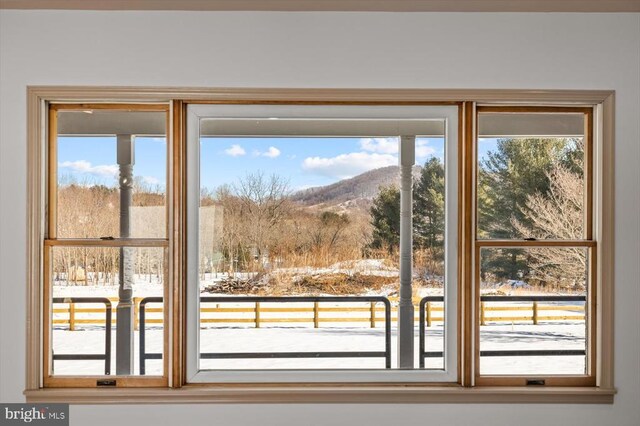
[[412, 138, 446, 369], [56, 110, 167, 238], [50, 246, 165, 376], [478, 247, 589, 376], [197, 130, 448, 369], [477, 112, 585, 240]]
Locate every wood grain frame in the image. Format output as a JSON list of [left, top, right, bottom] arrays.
[[473, 106, 598, 387], [170, 100, 186, 388], [41, 102, 171, 388], [461, 101, 475, 386], [25, 87, 615, 403], [49, 103, 169, 111]]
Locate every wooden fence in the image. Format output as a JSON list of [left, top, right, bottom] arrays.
[[53, 297, 145, 331], [478, 301, 584, 325], [52, 297, 585, 330]]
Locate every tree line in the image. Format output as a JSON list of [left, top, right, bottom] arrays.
[[369, 138, 586, 290], [199, 172, 370, 277], [54, 137, 585, 292], [53, 177, 166, 285]]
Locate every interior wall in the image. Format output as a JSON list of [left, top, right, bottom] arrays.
[[1, 10, 638, 426]]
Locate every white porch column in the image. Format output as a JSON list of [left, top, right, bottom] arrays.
[[398, 135, 415, 369], [116, 134, 135, 375]]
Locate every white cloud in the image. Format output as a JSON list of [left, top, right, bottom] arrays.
[[416, 140, 436, 158], [360, 137, 435, 158], [262, 146, 281, 158], [59, 160, 118, 178], [302, 152, 397, 179], [360, 137, 399, 154], [224, 144, 246, 157], [253, 146, 282, 158]]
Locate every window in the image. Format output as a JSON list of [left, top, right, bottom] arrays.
[[43, 104, 170, 387], [185, 104, 458, 382], [474, 107, 595, 386], [26, 88, 615, 403]]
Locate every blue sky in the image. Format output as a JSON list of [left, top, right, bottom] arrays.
[[57, 136, 498, 192], [200, 136, 444, 191], [58, 136, 167, 188], [478, 138, 499, 162]]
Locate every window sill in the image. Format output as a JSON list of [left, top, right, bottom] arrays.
[[24, 385, 616, 404]]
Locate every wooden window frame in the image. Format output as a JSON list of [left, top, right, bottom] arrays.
[[24, 87, 616, 403], [42, 103, 172, 388], [473, 106, 597, 386]]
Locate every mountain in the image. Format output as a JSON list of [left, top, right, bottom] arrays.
[[291, 165, 422, 212]]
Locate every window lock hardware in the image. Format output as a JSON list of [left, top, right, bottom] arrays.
[[97, 379, 117, 387], [526, 379, 546, 386]]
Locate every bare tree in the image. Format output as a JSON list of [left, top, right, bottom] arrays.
[[514, 166, 586, 289], [233, 172, 291, 267]]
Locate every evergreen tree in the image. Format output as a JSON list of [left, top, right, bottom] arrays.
[[368, 185, 400, 254], [478, 137, 583, 280], [413, 157, 445, 254]]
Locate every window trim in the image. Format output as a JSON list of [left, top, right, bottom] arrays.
[[184, 103, 459, 383], [25, 87, 616, 403], [41, 103, 172, 388], [472, 106, 598, 386]]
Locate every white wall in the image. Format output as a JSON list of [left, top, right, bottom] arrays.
[[1, 10, 638, 426]]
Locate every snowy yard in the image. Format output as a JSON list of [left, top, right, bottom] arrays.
[[50, 270, 587, 377], [52, 318, 585, 376], [200, 321, 585, 374]]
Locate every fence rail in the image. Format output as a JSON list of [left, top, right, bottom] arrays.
[[418, 295, 588, 368], [51, 297, 112, 375], [52, 294, 587, 375], [52, 295, 586, 330], [53, 297, 144, 330], [140, 295, 392, 374]]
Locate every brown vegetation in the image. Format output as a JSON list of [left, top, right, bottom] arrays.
[[203, 272, 399, 296], [53, 177, 165, 285]]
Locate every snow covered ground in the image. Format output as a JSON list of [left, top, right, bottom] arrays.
[[50, 268, 587, 377], [51, 320, 585, 376]]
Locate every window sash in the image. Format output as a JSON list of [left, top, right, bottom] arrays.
[[42, 103, 171, 387], [185, 104, 459, 383], [473, 242, 597, 386], [472, 106, 597, 385]]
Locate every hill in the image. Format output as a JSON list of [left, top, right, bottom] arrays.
[[291, 165, 422, 212]]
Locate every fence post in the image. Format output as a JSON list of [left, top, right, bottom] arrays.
[[255, 302, 261, 328], [134, 298, 139, 331], [313, 302, 320, 328], [370, 302, 376, 328], [69, 302, 75, 331], [532, 301, 538, 325], [426, 301, 432, 327], [480, 302, 486, 326]]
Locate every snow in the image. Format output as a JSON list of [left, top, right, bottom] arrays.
[[53, 282, 164, 298], [50, 271, 587, 377], [51, 318, 584, 376]]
